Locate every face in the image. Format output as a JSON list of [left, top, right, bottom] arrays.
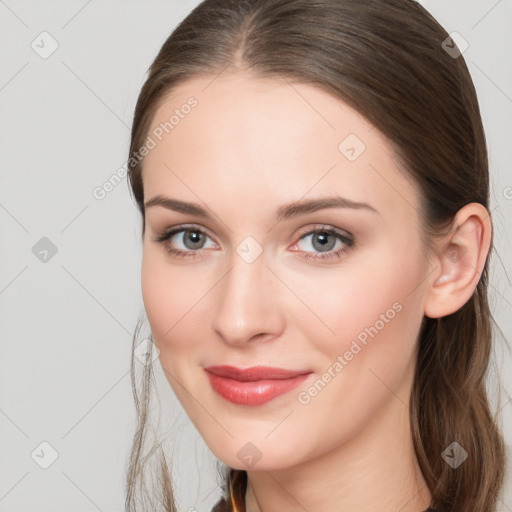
[[140, 71, 431, 470]]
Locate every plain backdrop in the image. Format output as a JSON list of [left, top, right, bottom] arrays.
[[0, 1, 511, 511]]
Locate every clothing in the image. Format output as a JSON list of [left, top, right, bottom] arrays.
[[211, 469, 436, 511], [211, 496, 435, 511]]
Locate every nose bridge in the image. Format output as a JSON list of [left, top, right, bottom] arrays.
[[212, 245, 282, 345]]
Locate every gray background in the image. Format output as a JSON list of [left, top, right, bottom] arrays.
[[0, 1, 511, 511]]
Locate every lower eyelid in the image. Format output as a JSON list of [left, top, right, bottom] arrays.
[[156, 226, 354, 257]]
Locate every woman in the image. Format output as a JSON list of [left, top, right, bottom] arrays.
[[125, 0, 508, 510]]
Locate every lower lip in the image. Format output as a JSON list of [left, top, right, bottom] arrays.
[[205, 371, 312, 406]]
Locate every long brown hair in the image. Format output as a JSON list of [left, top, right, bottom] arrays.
[[125, 1, 507, 510]]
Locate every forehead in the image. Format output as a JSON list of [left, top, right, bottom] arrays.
[[141, 72, 420, 224]]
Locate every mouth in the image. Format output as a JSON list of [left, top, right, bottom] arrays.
[[203, 365, 313, 406]]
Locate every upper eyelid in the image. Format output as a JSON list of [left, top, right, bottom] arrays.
[[164, 224, 217, 242], [156, 223, 353, 247], [296, 224, 351, 238]]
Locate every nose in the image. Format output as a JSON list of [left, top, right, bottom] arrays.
[[211, 251, 285, 347]]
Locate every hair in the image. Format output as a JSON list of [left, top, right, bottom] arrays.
[[124, 1, 507, 511]]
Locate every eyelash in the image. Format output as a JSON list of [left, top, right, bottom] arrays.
[[152, 224, 355, 262]]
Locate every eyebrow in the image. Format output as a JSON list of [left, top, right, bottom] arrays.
[[144, 195, 378, 221]]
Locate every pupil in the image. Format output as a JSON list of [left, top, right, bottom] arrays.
[[314, 232, 334, 252], [186, 230, 203, 248]]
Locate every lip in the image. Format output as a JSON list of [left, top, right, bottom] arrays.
[[204, 365, 313, 406]]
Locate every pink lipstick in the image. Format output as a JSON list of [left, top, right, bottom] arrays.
[[204, 365, 312, 406]]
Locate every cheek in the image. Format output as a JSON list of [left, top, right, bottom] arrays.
[[290, 264, 423, 446], [141, 251, 188, 348], [141, 251, 211, 355], [294, 244, 425, 367], [141, 253, 169, 338]]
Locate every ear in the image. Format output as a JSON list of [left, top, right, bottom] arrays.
[[423, 202, 492, 319]]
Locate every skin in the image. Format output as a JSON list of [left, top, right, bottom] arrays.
[[139, 70, 491, 512]]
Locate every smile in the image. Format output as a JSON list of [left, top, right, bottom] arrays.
[[203, 365, 313, 406]]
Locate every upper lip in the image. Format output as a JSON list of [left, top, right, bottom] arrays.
[[204, 365, 312, 382]]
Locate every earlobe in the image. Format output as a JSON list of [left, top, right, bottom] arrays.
[[423, 203, 492, 319]]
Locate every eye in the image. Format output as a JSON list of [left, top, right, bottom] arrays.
[[152, 223, 355, 262], [152, 225, 217, 259], [291, 225, 355, 261]]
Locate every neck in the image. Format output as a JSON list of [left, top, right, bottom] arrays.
[[244, 370, 431, 512]]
